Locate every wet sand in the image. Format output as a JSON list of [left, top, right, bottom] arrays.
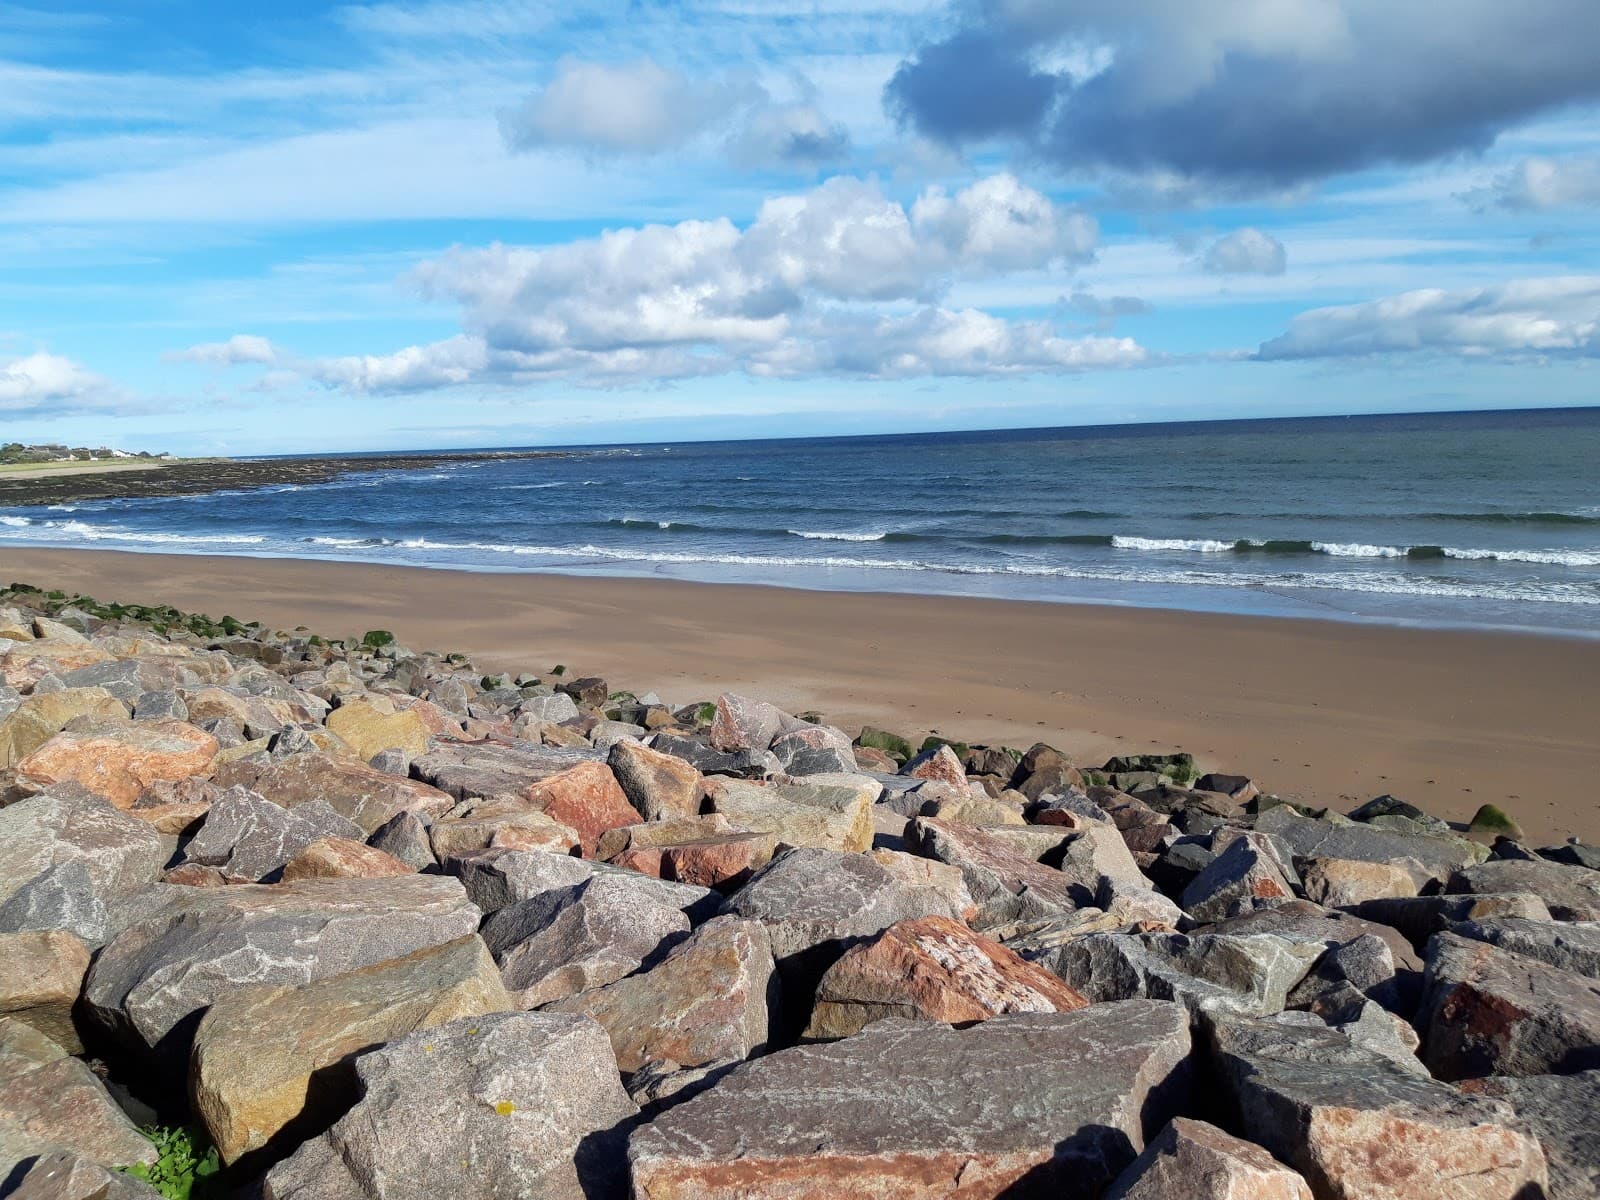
[[5, 546, 1597, 843]]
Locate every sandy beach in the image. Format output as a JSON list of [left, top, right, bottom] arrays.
[[5, 545, 1596, 844]]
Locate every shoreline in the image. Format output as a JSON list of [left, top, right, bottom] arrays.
[[6, 545, 1597, 844]]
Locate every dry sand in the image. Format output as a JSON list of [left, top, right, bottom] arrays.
[[6, 546, 1597, 843]]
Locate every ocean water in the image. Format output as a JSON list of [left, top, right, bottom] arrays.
[[3, 408, 1599, 637]]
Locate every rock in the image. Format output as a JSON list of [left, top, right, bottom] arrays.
[[1298, 855, 1419, 907], [1105, 1117, 1312, 1200], [1349, 893, 1554, 951], [899, 743, 967, 790], [556, 675, 609, 707], [1446, 859, 1600, 922], [1460, 1071, 1600, 1200], [5, 1150, 166, 1200], [725, 847, 982, 1028], [648, 733, 763, 778], [280, 836, 412, 881], [132, 690, 188, 721], [1194, 774, 1260, 802], [15, 718, 217, 809], [854, 726, 912, 763], [1207, 1009, 1548, 1200], [1539, 841, 1600, 871], [594, 815, 737, 862], [0, 688, 128, 770], [192, 935, 513, 1164], [83, 874, 483, 1067], [213, 752, 453, 834], [126, 776, 213, 834], [769, 725, 856, 776], [410, 741, 601, 804], [325, 700, 429, 761], [629, 1002, 1192, 1199], [905, 817, 1084, 931], [0, 931, 90, 1052], [851, 745, 898, 774], [1446, 916, 1600, 979], [524, 762, 639, 857], [367, 810, 436, 871], [0, 791, 170, 907], [429, 796, 580, 859], [1254, 805, 1484, 887], [548, 916, 777, 1074], [804, 915, 1087, 1040], [518, 692, 580, 724], [263, 1011, 637, 1200], [480, 875, 693, 1008], [660, 834, 777, 891], [702, 778, 872, 854], [0, 1019, 156, 1173], [1468, 803, 1524, 840], [1200, 901, 1422, 976], [608, 740, 701, 822], [179, 787, 363, 883], [869, 849, 977, 921], [1416, 932, 1600, 1080], [918, 792, 1025, 826], [0, 639, 112, 690], [1181, 833, 1297, 923], [1034, 931, 1324, 1018], [0, 861, 110, 946], [708, 693, 801, 754]]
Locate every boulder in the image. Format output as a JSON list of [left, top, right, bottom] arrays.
[[450, 848, 719, 923], [178, 787, 363, 883], [410, 741, 601, 803], [708, 693, 801, 754], [1298, 856, 1419, 907], [1460, 1071, 1600, 1200], [629, 1002, 1192, 1199], [191, 935, 513, 1164], [0, 688, 128, 769], [594, 814, 738, 862], [1105, 1117, 1312, 1200], [367, 810, 436, 871], [263, 1012, 637, 1200], [1416, 932, 1600, 1080], [325, 700, 429, 762], [607, 740, 701, 822], [1348, 893, 1554, 951], [524, 761, 639, 857], [15, 719, 217, 809], [0, 931, 90, 1052], [0, 639, 112, 690], [0, 1019, 156, 1173], [1034, 931, 1323, 1018], [5, 1150, 165, 1200], [804, 915, 1087, 1040], [1207, 1010, 1548, 1200], [83, 874, 482, 1067], [1445, 916, 1600, 980], [0, 791, 170, 907], [659, 833, 777, 891], [768, 725, 857, 776], [726, 848, 976, 1011], [1180, 833, 1296, 923], [213, 752, 453, 834], [428, 796, 580, 859], [702, 778, 872, 854], [280, 837, 412, 882], [1254, 806, 1484, 887], [548, 916, 777, 1074], [480, 875, 693, 1008], [905, 817, 1084, 931], [1446, 859, 1600, 922], [899, 743, 967, 790], [0, 861, 112, 947]]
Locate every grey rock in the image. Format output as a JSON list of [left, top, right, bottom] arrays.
[[179, 786, 362, 882], [132, 690, 188, 722], [1416, 932, 1600, 1080], [1254, 805, 1485, 887], [1180, 833, 1297, 923], [1446, 859, 1600, 922], [1206, 1009, 1548, 1200], [367, 748, 409, 776], [411, 741, 601, 803], [6, 1150, 165, 1200], [1447, 916, 1600, 980], [0, 791, 170, 908], [367, 810, 436, 871], [1104, 1117, 1313, 1200], [768, 725, 857, 777], [629, 1002, 1193, 1199], [264, 1011, 637, 1200], [0, 861, 109, 946], [517, 692, 579, 725], [905, 817, 1085, 931], [1348, 893, 1554, 951], [707, 693, 803, 754], [82, 875, 482, 1066], [1034, 932, 1323, 1016], [646, 734, 761, 779], [589, 720, 647, 751], [607, 740, 700, 822], [1462, 1071, 1600, 1200], [451, 848, 720, 922], [481, 875, 692, 1008]]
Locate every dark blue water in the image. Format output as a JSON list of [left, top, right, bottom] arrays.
[[4, 408, 1599, 637]]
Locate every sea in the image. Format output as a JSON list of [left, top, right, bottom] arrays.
[[3, 407, 1598, 638]]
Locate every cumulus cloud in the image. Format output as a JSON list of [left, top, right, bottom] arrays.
[[184, 173, 1142, 391], [886, 1, 1600, 187], [1475, 155, 1600, 210], [166, 334, 280, 366], [1201, 227, 1287, 275], [1257, 275, 1600, 359], [500, 58, 851, 167], [0, 351, 112, 413]]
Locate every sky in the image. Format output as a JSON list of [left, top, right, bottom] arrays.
[[1, 0, 1598, 455]]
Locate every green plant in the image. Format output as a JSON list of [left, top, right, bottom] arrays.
[[118, 1125, 221, 1200]]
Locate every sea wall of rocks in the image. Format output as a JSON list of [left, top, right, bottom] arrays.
[[0, 581, 1596, 1199]]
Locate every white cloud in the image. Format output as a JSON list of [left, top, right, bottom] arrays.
[[1201, 227, 1288, 275], [167, 334, 280, 366], [183, 172, 1139, 390], [0, 351, 110, 412], [729, 101, 851, 168], [1258, 275, 1600, 359], [1478, 155, 1600, 210]]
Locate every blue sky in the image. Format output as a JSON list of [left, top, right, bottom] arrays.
[[1, 0, 1597, 454]]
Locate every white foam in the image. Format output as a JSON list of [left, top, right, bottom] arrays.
[[1443, 547, 1600, 566], [1112, 535, 1234, 553], [0, 515, 30, 527], [789, 530, 889, 542], [1311, 542, 1408, 558]]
